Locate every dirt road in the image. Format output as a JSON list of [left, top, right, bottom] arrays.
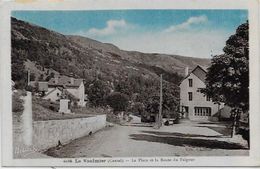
[[44, 117, 249, 158]]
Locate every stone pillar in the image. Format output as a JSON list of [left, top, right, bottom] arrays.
[[59, 99, 71, 114], [22, 91, 32, 146]]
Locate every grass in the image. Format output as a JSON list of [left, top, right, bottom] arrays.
[[32, 102, 92, 121], [32, 97, 106, 121], [71, 106, 108, 115]]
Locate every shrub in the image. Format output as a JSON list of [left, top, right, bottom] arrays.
[[25, 85, 36, 92], [49, 105, 58, 112], [129, 102, 145, 116], [33, 97, 59, 112], [12, 92, 24, 116], [106, 92, 129, 113], [86, 79, 110, 107]]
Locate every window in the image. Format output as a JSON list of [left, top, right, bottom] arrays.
[[206, 95, 210, 101], [188, 92, 192, 101], [188, 79, 193, 87], [194, 107, 211, 116]]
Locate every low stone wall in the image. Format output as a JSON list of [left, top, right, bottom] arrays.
[[14, 115, 106, 157], [33, 115, 106, 150]]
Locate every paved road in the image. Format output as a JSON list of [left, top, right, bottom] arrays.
[[44, 116, 249, 158]]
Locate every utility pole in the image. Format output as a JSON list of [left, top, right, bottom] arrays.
[[158, 74, 163, 128], [27, 69, 30, 86]]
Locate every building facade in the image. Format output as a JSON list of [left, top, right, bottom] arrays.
[[179, 65, 224, 121]]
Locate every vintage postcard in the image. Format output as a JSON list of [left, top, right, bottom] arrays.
[[1, 0, 260, 167]]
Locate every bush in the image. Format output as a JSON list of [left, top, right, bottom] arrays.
[[33, 97, 59, 112], [141, 111, 156, 123], [129, 102, 145, 116], [86, 79, 110, 107], [49, 104, 59, 112], [12, 91, 24, 118], [25, 85, 37, 93], [106, 92, 129, 113]]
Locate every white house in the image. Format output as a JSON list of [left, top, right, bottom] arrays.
[[43, 87, 63, 102], [43, 76, 86, 107], [179, 65, 225, 121]]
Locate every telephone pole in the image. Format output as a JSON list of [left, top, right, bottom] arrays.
[[158, 74, 163, 128], [27, 69, 30, 86]]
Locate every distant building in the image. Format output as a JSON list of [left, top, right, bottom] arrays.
[[38, 82, 48, 92], [44, 76, 86, 107], [179, 65, 227, 121], [28, 81, 49, 92], [43, 87, 63, 102]]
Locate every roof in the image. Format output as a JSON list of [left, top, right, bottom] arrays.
[[38, 82, 48, 92], [63, 89, 79, 101], [43, 87, 62, 98], [180, 65, 208, 84], [48, 75, 83, 88], [43, 87, 79, 101]]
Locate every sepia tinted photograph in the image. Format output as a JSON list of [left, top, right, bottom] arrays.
[[10, 9, 250, 159]]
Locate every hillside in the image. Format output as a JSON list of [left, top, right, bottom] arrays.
[[11, 17, 210, 88], [68, 35, 211, 76]]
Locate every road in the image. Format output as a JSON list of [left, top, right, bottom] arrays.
[[44, 116, 249, 158]]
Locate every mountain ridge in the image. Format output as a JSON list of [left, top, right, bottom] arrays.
[[11, 17, 211, 88]]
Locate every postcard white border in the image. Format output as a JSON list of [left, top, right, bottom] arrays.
[[1, 0, 259, 166]]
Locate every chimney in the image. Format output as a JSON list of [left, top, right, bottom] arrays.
[[70, 77, 74, 85], [185, 67, 189, 77]]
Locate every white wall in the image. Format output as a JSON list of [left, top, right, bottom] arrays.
[[13, 115, 106, 158], [66, 82, 86, 107], [77, 82, 86, 106], [43, 88, 62, 102]]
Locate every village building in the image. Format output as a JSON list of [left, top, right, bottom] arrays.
[[179, 65, 228, 121], [43, 87, 63, 102], [43, 76, 86, 107]]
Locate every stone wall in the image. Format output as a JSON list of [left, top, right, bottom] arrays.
[[13, 115, 106, 157]]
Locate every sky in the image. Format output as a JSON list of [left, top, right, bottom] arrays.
[[12, 10, 248, 58]]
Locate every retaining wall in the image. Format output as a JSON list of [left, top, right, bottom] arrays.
[[14, 115, 106, 156]]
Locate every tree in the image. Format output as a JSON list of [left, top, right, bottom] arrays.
[[106, 92, 129, 113], [86, 79, 110, 107], [45, 72, 55, 81], [38, 74, 44, 81], [129, 102, 145, 116], [12, 92, 24, 114], [201, 21, 249, 138], [202, 21, 248, 111], [145, 81, 180, 119], [11, 49, 27, 89]]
